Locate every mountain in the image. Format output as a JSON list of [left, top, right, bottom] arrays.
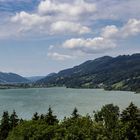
[[36, 54, 140, 92], [46, 73, 57, 77], [26, 76, 45, 82], [0, 72, 29, 84], [26, 73, 56, 82]]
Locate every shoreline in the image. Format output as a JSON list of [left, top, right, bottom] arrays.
[[0, 85, 138, 94]]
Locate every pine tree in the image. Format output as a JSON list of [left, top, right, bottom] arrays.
[[40, 114, 45, 120], [32, 112, 39, 121], [0, 111, 10, 140], [71, 107, 79, 119], [9, 110, 19, 129], [45, 106, 58, 125], [121, 102, 139, 122], [121, 102, 140, 140]]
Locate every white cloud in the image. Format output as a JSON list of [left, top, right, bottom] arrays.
[[51, 21, 91, 34], [101, 25, 119, 38], [11, 11, 48, 27], [101, 19, 140, 39], [4, 0, 140, 39], [38, 0, 96, 17], [11, 11, 51, 33], [0, 0, 140, 56], [63, 37, 116, 53], [62, 18, 140, 54], [9, 0, 94, 36], [47, 52, 73, 61], [120, 19, 140, 37]]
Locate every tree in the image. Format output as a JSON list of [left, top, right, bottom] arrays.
[[71, 107, 79, 119], [121, 102, 139, 122], [94, 110, 103, 122], [10, 110, 19, 129], [40, 114, 45, 120], [94, 104, 120, 140], [45, 106, 58, 125], [32, 112, 39, 121], [19, 118, 24, 123], [0, 111, 10, 140], [6, 103, 140, 140], [96, 104, 119, 129], [120, 102, 140, 140]]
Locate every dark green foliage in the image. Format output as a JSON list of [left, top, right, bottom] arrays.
[[32, 112, 39, 121], [100, 104, 119, 129], [94, 104, 120, 140], [19, 118, 23, 123], [9, 110, 19, 129], [7, 120, 58, 140], [2, 103, 140, 140], [71, 107, 79, 119], [37, 54, 140, 92], [0, 83, 31, 89], [0, 111, 19, 140], [61, 116, 94, 140], [121, 102, 139, 122], [40, 114, 45, 120], [120, 102, 140, 140], [44, 106, 58, 125], [0, 111, 10, 140]]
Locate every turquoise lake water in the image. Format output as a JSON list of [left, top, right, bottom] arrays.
[[0, 87, 139, 119]]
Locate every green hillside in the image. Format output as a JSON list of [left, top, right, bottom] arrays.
[[37, 54, 140, 93]]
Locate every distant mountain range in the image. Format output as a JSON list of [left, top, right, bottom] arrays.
[[25, 76, 45, 82], [0, 54, 139, 92], [36, 53, 140, 93], [0, 72, 29, 84]]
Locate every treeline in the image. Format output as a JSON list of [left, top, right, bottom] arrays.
[[0, 83, 31, 89], [0, 103, 140, 140]]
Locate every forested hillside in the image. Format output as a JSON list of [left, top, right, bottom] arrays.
[[37, 54, 140, 92], [0, 72, 29, 84]]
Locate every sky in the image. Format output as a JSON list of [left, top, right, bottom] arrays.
[[0, 0, 140, 76]]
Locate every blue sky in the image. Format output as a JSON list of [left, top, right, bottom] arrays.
[[0, 0, 140, 76]]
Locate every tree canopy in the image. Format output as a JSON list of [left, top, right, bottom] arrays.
[[0, 103, 139, 140]]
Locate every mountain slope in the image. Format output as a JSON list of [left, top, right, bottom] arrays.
[[0, 72, 29, 84], [36, 54, 140, 92], [26, 76, 45, 82]]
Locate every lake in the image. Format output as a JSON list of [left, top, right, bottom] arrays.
[[0, 87, 139, 120]]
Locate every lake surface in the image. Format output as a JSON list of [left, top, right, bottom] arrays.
[[0, 87, 139, 120]]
